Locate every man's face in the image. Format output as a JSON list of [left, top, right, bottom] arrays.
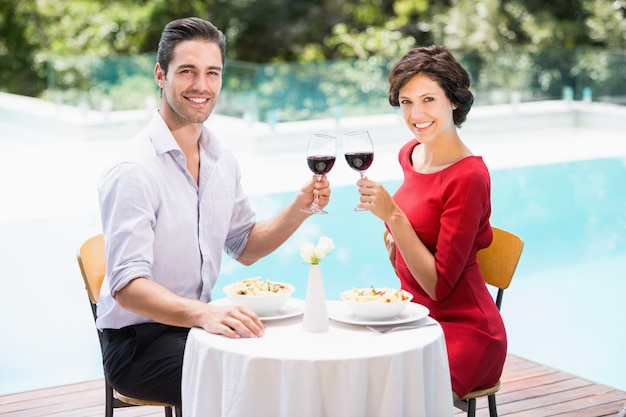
[[154, 39, 223, 127]]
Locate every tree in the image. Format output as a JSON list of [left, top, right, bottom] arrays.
[[0, 0, 46, 96], [0, 0, 624, 100], [583, 0, 626, 49]]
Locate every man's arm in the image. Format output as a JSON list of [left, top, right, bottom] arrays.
[[115, 277, 265, 338], [236, 175, 330, 265]]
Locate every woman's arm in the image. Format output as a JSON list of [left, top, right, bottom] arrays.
[[357, 178, 439, 299]]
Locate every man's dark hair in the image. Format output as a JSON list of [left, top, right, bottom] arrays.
[[157, 17, 227, 75]]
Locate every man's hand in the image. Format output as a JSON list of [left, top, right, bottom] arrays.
[[202, 303, 265, 338]]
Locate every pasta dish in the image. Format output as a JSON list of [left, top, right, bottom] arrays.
[[342, 287, 410, 304], [226, 277, 293, 296]]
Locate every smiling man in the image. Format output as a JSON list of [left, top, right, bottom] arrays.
[[96, 17, 330, 408]]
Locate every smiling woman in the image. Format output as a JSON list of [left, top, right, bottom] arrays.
[[358, 45, 508, 399]]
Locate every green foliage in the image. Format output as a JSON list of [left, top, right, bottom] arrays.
[[583, 0, 626, 49], [429, 0, 515, 52], [0, 0, 46, 95], [0, 0, 624, 111], [30, 0, 156, 56], [326, 23, 415, 60]]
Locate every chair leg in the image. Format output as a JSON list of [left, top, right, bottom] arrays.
[[165, 406, 173, 417], [488, 393, 498, 417], [467, 398, 476, 417], [175, 406, 183, 417], [105, 383, 114, 417]]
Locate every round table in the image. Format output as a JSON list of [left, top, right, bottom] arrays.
[[182, 300, 454, 417]]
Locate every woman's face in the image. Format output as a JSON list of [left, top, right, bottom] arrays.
[[398, 73, 456, 143]]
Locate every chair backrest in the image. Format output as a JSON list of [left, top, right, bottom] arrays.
[[76, 233, 178, 416], [477, 227, 524, 310], [77, 234, 106, 310]]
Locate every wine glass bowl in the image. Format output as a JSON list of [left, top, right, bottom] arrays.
[[301, 133, 337, 215], [307, 155, 335, 177], [343, 130, 374, 211], [344, 152, 374, 174]]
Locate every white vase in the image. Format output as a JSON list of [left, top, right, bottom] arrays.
[[302, 264, 329, 333]]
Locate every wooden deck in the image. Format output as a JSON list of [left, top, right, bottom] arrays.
[[1, 354, 625, 416]]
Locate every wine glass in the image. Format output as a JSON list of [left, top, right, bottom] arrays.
[[343, 130, 374, 211], [301, 133, 337, 215]]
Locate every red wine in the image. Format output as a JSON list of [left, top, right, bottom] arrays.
[[344, 152, 374, 171], [307, 155, 336, 175]]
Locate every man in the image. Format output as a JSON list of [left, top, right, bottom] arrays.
[[96, 17, 330, 407]]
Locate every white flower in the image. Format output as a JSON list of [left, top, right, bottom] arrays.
[[300, 236, 335, 265]]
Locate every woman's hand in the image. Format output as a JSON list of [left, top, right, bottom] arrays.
[[384, 231, 398, 275], [355, 177, 398, 220]]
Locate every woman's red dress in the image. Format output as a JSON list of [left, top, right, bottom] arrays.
[[390, 139, 507, 397]]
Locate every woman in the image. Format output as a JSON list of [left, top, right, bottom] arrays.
[[356, 45, 506, 399]]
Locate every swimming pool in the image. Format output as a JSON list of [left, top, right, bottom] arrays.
[[219, 157, 626, 393], [1, 97, 625, 396]]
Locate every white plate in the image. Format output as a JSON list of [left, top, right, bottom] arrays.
[[210, 297, 305, 321], [327, 300, 430, 326]]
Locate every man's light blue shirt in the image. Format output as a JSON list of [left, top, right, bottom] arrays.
[[96, 111, 256, 329]]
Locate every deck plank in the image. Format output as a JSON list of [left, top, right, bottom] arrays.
[[2, 354, 625, 417], [451, 354, 626, 417]]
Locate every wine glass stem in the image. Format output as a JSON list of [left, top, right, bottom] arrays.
[[312, 174, 322, 207], [354, 171, 367, 211]]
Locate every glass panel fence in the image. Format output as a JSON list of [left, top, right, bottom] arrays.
[[43, 48, 626, 122]]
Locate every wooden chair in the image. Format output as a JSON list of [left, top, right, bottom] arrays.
[[454, 226, 524, 417], [77, 234, 181, 417]]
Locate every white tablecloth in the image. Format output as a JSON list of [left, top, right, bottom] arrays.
[[182, 302, 454, 417]]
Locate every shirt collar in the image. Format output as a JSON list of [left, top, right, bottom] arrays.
[[146, 110, 222, 158]]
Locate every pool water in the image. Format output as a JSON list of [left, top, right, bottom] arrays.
[[219, 157, 626, 392]]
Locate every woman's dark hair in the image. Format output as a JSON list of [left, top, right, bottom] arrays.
[[157, 17, 227, 75], [388, 45, 474, 127]]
